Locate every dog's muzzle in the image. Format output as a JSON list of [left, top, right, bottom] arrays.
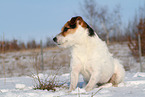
[[53, 36, 68, 45], [53, 37, 61, 45]]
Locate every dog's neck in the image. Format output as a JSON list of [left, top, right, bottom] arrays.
[[70, 25, 101, 51]]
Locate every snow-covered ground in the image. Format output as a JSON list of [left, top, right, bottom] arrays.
[[1, 72, 145, 97], [0, 42, 145, 97]]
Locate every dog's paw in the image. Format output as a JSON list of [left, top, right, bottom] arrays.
[[67, 90, 72, 93], [68, 88, 74, 93], [85, 86, 92, 91]]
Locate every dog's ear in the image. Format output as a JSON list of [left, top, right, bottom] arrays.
[[70, 16, 83, 26]]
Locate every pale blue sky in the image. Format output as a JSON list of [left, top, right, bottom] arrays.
[[0, 0, 144, 43]]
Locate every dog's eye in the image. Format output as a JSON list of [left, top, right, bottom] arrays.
[[63, 27, 69, 32]]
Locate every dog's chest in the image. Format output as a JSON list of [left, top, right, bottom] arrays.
[[80, 62, 93, 80]]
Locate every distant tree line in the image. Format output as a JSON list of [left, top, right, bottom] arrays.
[[0, 37, 56, 52]]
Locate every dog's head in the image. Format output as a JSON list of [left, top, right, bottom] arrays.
[[53, 16, 95, 48]]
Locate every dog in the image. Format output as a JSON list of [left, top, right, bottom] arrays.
[[53, 16, 125, 91]]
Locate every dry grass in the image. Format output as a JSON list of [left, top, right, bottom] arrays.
[[33, 74, 65, 91], [0, 46, 70, 77], [31, 49, 67, 92], [32, 66, 67, 92], [1, 46, 59, 54]]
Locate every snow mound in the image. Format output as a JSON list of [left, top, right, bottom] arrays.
[[15, 84, 26, 90], [71, 87, 86, 94]]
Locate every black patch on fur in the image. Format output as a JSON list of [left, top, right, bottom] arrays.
[[87, 24, 95, 37], [69, 17, 77, 29], [63, 27, 69, 32], [69, 23, 76, 29], [70, 17, 78, 25]]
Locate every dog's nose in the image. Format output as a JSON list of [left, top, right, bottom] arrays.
[[53, 37, 57, 43]]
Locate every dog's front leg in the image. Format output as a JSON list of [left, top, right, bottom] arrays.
[[69, 66, 81, 92], [85, 71, 100, 91]]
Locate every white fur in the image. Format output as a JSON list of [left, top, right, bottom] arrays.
[[56, 25, 125, 91]]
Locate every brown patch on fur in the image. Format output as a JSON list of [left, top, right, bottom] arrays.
[[109, 73, 118, 87], [60, 26, 77, 37], [72, 16, 88, 28], [78, 17, 88, 28], [60, 16, 88, 37]]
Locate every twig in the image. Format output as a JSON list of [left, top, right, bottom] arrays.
[[91, 88, 103, 97]]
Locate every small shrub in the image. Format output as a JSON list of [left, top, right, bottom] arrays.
[[128, 18, 145, 57], [33, 74, 65, 91]]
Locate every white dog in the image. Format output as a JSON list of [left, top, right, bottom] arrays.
[[53, 16, 125, 91]]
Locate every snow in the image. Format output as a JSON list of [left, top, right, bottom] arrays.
[[0, 42, 145, 97], [15, 84, 26, 90], [0, 72, 145, 97], [133, 72, 145, 77]]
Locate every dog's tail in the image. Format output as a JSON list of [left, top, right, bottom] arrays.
[[109, 59, 125, 86]]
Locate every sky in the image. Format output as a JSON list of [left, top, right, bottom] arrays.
[[0, 0, 144, 43]]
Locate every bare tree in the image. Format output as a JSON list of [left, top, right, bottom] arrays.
[[79, 0, 98, 31], [125, 12, 139, 39], [125, 5, 145, 39], [128, 18, 145, 57], [98, 6, 111, 44], [78, 0, 122, 44], [110, 5, 123, 42]]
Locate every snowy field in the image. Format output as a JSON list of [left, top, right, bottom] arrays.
[[1, 72, 145, 97], [0, 42, 145, 97]]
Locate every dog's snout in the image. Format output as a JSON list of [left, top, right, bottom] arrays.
[[53, 37, 57, 43]]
